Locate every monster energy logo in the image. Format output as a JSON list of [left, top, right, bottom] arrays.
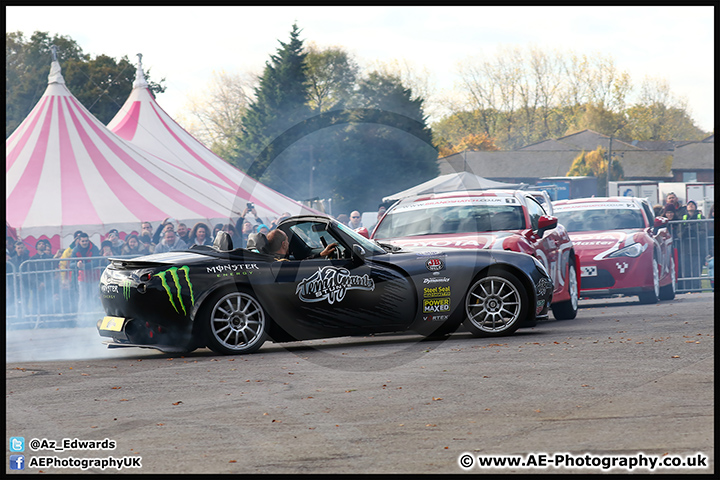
[[122, 280, 132, 300], [156, 266, 195, 315]]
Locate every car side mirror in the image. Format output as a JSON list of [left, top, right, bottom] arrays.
[[652, 216, 668, 234], [653, 216, 668, 228], [355, 227, 370, 239], [537, 215, 558, 237], [351, 244, 366, 263]]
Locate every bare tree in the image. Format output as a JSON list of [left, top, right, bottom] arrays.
[[179, 70, 255, 159]]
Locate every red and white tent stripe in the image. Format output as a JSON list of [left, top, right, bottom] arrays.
[[6, 59, 242, 249], [107, 54, 315, 222]]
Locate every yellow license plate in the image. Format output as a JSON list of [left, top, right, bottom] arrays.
[[100, 316, 125, 332]]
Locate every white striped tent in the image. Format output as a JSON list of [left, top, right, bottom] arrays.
[[107, 54, 316, 224], [6, 54, 244, 251]]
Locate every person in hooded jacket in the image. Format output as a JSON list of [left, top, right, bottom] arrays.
[[71, 233, 103, 325]]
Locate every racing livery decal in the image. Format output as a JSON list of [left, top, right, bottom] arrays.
[[425, 258, 445, 271], [207, 264, 259, 276], [536, 277, 553, 297], [423, 297, 451, 314], [424, 285, 451, 297], [157, 266, 195, 315], [423, 276, 450, 284], [100, 284, 119, 300], [581, 266, 598, 277], [422, 284, 451, 314], [296, 266, 375, 304]]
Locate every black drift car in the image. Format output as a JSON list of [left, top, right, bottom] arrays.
[[98, 215, 553, 355]]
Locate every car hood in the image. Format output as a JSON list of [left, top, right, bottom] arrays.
[[374, 231, 521, 250], [568, 230, 645, 257]]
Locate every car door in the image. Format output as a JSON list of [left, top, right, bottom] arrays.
[[640, 200, 672, 278], [262, 220, 415, 339], [524, 195, 567, 296]]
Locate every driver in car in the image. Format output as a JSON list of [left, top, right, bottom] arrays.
[[267, 229, 338, 261]]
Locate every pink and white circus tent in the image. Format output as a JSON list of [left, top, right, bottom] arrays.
[[107, 54, 315, 223], [6, 55, 244, 250]]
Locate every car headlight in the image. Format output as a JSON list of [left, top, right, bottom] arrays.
[[532, 256, 549, 276], [608, 242, 644, 258]]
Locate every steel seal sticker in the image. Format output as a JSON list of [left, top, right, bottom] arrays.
[[423, 285, 451, 298], [156, 266, 195, 315], [296, 266, 375, 304]]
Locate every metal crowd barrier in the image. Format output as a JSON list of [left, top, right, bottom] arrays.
[[6, 256, 119, 330], [667, 218, 714, 293]]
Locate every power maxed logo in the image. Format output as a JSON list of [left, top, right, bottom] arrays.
[[296, 266, 375, 304], [423, 297, 450, 313], [156, 266, 195, 315], [423, 285, 451, 314]]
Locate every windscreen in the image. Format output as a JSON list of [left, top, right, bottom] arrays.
[[374, 198, 526, 239], [553, 204, 645, 232]]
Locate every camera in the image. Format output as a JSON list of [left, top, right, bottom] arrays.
[[247, 202, 254, 209]]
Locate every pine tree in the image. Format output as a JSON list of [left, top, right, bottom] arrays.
[[234, 24, 312, 178]]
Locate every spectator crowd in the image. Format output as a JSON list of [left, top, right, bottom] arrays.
[[656, 193, 714, 293]]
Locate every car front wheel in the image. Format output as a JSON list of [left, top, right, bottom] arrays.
[[638, 257, 660, 304], [659, 256, 676, 301], [463, 272, 528, 337], [201, 288, 268, 355], [551, 256, 579, 320]]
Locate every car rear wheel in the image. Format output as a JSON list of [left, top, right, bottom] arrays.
[[638, 257, 660, 304], [463, 272, 527, 337], [659, 256, 676, 301], [201, 288, 268, 355], [551, 256, 579, 320]]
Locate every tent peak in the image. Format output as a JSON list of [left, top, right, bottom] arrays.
[[47, 45, 65, 85], [133, 53, 149, 89]]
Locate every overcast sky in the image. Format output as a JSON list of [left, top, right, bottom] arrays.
[[6, 6, 715, 133]]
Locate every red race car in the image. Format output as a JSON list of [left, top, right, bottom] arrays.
[[372, 190, 580, 320], [552, 197, 675, 304]]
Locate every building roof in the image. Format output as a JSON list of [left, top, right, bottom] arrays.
[[672, 140, 715, 170], [440, 147, 676, 181], [440, 151, 579, 178], [556, 129, 642, 151], [516, 139, 581, 151]]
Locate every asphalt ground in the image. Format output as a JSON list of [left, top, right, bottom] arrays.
[[6, 291, 714, 474]]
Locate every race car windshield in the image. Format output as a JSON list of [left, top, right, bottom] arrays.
[[336, 222, 386, 255], [554, 208, 645, 232], [374, 204, 526, 238]]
